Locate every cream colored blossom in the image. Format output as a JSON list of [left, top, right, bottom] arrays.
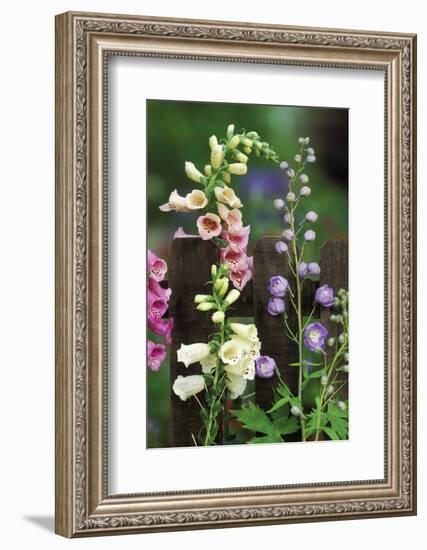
[[226, 373, 247, 399], [185, 189, 208, 210], [159, 189, 189, 212], [229, 323, 258, 342], [214, 185, 243, 208], [185, 161, 204, 183], [173, 375, 205, 401], [218, 339, 244, 365], [177, 343, 210, 367], [210, 144, 225, 170], [228, 163, 247, 175], [200, 353, 219, 374], [225, 355, 255, 380]]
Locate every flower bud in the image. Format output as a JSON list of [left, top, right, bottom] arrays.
[[274, 198, 285, 210], [342, 364, 349, 373], [228, 135, 240, 149], [185, 161, 203, 183], [344, 353, 349, 362], [304, 230, 316, 241], [275, 241, 288, 254], [338, 333, 345, 344], [243, 146, 252, 155], [294, 154, 302, 163], [197, 301, 217, 311], [327, 337, 336, 347], [286, 192, 296, 203], [306, 155, 316, 163], [223, 172, 231, 184], [194, 294, 213, 304], [224, 289, 240, 306], [211, 144, 224, 170], [307, 262, 320, 276], [300, 186, 311, 196], [334, 297, 340, 307], [209, 135, 218, 150], [282, 228, 294, 241], [284, 212, 293, 224], [298, 137, 305, 144], [320, 374, 328, 385], [306, 147, 315, 155], [325, 385, 335, 396], [291, 405, 302, 416], [218, 278, 229, 297], [214, 276, 227, 291], [337, 400, 346, 411], [204, 164, 212, 176], [241, 138, 252, 147], [299, 174, 309, 184], [228, 163, 247, 175], [211, 264, 218, 279], [304, 137, 310, 145], [212, 311, 225, 323], [280, 161, 289, 170], [235, 151, 248, 164], [227, 124, 235, 139], [286, 168, 295, 178], [305, 211, 318, 222]]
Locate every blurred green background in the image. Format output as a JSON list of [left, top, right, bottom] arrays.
[[147, 99, 348, 448]]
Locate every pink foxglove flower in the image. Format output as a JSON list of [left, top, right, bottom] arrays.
[[148, 276, 171, 302], [147, 249, 168, 282], [148, 278, 171, 320], [147, 340, 167, 371], [148, 317, 174, 344], [222, 225, 250, 252], [217, 203, 243, 232], [220, 247, 246, 272], [229, 266, 253, 291], [196, 213, 222, 240]]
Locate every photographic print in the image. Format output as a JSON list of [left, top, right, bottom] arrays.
[[147, 100, 349, 448]]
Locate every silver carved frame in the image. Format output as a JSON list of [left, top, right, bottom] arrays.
[[55, 11, 417, 537]]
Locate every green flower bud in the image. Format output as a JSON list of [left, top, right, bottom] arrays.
[[325, 384, 335, 397], [218, 278, 229, 298], [226, 124, 235, 139], [243, 146, 252, 155], [334, 297, 340, 307], [327, 337, 336, 347], [214, 276, 227, 292], [337, 400, 347, 411], [338, 333, 345, 344], [211, 264, 218, 278], [224, 289, 240, 306], [204, 164, 212, 177], [212, 311, 225, 323], [290, 405, 302, 417], [196, 301, 217, 311], [194, 294, 213, 304], [321, 374, 328, 386], [228, 135, 240, 149], [209, 135, 219, 151], [241, 138, 253, 147]]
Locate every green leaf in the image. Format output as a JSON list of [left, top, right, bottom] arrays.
[[267, 397, 289, 414], [231, 403, 281, 439], [277, 384, 292, 398], [308, 369, 325, 379], [273, 415, 299, 435]]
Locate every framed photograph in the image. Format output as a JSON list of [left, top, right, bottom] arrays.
[[55, 11, 417, 537]]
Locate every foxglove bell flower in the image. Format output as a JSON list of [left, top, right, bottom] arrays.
[[314, 284, 335, 307], [200, 353, 219, 374], [220, 247, 246, 272], [222, 225, 250, 252], [225, 372, 247, 399], [147, 250, 168, 282], [214, 186, 243, 208], [148, 317, 174, 344], [229, 322, 258, 342], [147, 340, 167, 371], [229, 266, 252, 291], [177, 343, 211, 367], [217, 203, 243, 232], [255, 355, 277, 378], [196, 213, 222, 240], [185, 189, 208, 210], [267, 297, 285, 316], [219, 339, 244, 365], [173, 375, 205, 401], [159, 189, 189, 212], [304, 322, 328, 352], [225, 355, 255, 380], [268, 275, 289, 297], [185, 161, 204, 183]]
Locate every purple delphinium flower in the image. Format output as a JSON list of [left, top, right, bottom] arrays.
[[299, 262, 308, 278], [314, 284, 335, 307], [267, 297, 285, 316], [305, 211, 318, 223], [255, 356, 277, 378], [274, 198, 285, 210], [304, 322, 328, 352], [275, 241, 288, 254], [307, 262, 321, 276], [282, 228, 294, 241], [268, 275, 289, 297], [304, 230, 316, 241]]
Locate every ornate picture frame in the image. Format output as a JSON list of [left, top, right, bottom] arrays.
[[55, 11, 417, 537]]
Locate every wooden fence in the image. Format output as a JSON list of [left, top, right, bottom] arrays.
[[167, 236, 348, 446]]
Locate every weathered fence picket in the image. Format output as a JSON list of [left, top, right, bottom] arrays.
[[166, 236, 348, 446]]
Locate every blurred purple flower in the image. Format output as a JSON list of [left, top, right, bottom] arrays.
[[304, 322, 328, 352], [274, 198, 285, 210], [267, 297, 285, 316], [282, 228, 294, 241], [305, 211, 318, 223], [314, 284, 335, 307], [255, 356, 277, 378], [307, 262, 321, 276], [275, 241, 288, 254], [268, 275, 289, 297], [299, 262, 308, 278], [304, 230, 316, 241]]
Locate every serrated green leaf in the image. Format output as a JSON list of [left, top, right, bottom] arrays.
[[322, 426, 339, 440], [273, 415, 299, 435], [248, 434, 283, 444], [277, 384, 292, 398], [231, 403, 280, 438]]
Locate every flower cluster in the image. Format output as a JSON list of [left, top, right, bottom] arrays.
[[147, 250, 173, 371], [171, 263, 263, 445], [160, 124, 279, 290]]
